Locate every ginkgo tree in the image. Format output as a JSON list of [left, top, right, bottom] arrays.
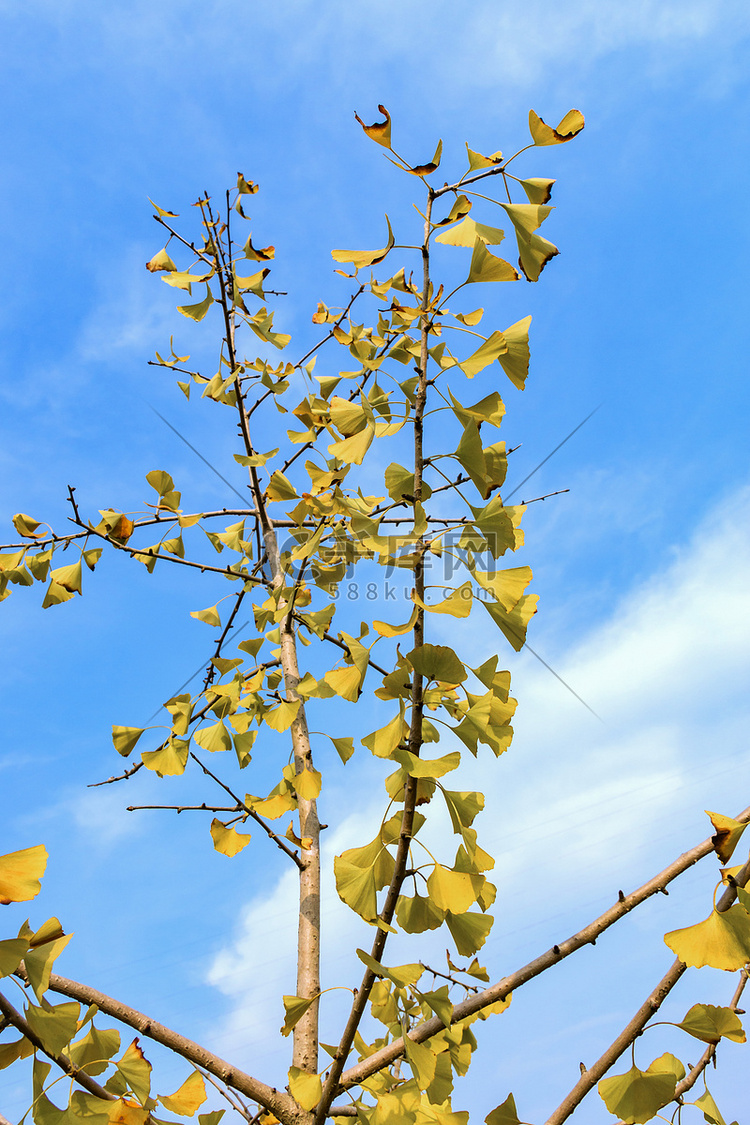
[[1, 105, 749, 1125]]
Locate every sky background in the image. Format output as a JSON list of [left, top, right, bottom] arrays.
[[1, 2, 749, 1123]]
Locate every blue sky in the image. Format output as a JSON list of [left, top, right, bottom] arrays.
[[1, 2, 750, 1123]]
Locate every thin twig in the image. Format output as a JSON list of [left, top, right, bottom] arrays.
[[673, 969, 748, 1103], [198, 1066, 254, 1123], [189, 752, 304, 868]]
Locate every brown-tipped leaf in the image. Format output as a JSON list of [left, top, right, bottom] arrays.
[[354, 105, 392, 149], [528, 108, 585, 146]]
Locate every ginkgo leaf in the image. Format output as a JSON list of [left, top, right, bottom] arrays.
[[465, 144, 503, 170], [520, 178, 556, 204], [146, 470, 175, 496], [293, 767, 322, 801], [427, 865, 484, 914], [665, 905, 750, 971], [676, 1003, 745, 1044], [264, 701, 301, 733], [148, 198, 179, 218], [414, 584, 472, 618], [396, 893, 445, 933], [473, 566, 532, 611], [243, 235, 275, 261], [111, 727, 145, 757], [355, 104, 392, 149], [0, 845, 48, 904], [498, 202, 552, 236], [190, 604, 222, 627], [406, 644, 466, 685], [0, 937, 30, 977], [324, 665, 364, 702], [334, 856, 377, 921], [391, 749, 461, 779], [24, 933, 73, 999], [265, 470, 298, 502], [25, 1000, 80, 1056], [445, 910, 494, 956], [452, 330, 509, 379], [383, 464, 432, 504], [237, 172, 258, 195], [481, 594, 538, 652], [515, 229, 559, 282], [331, 736, 355, 763], [108, 1098, 149, 1125], [117, 1039, 152, 1104], [598, 1054, 682, 1125], [466, 239, 519, 284], [146, 247, 177, 273], [356, 949, 423, 987], [409, 138, 442, 177], [12, 513, 43, 538], [418, 987, 453, 1028], [287, 1067, 322, 1111], [528, 108, 585, 146], [328, 424, 375, 465], [486, 1093, 521, 1125], [159, 1072, 207, 1116], [332, 217, 395, 270], [178, 284, 213, 322], [361, 714, 404, 759], [141, 738, 189, 776], [694, 1089, 730, 1125], [209, 819, 252, 857], [436, 218, 506, 248], [455, 307, 483, 326], [403, 1034, 437, 1090], [497, 316, 531, 390], [373, 606, 419, 636], [448, 389, 505, 428], [435, 194, 472, 227], [194, 720, 232, 754], [68, 1024, 121, 1077], [49, 560, 82, 594], [442, 790, 485, 832], [707, 811, 748, 864], [281, 995, 316, 1037]]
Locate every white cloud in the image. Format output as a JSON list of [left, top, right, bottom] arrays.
[[6, 0, 749, 97], [203, 483, 750, 1098]]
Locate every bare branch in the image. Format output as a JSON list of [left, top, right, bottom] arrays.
[[37, 973, 301, 1124], [0, 989, 114, 1103], [543, 851, 750, 1123], [336, 804, 750, 1093]]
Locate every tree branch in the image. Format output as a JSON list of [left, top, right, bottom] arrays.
[[0, 989, 114, 1103], [314, 188, 436, 1125], [189, 752, 304, 868], [543, 851, 750, 1123], [36, 973, 301, 1124], [673, 969, 748, 1102], [335, 805, 750, 1094]]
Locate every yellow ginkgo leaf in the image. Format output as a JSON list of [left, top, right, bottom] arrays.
[[209, 820, 252, 858], [287, 1067, 322, 1112], [664, 905, 750, 971], [0, 845, 48, 905], [159, 1071, 207, 1117], [707, 810, 748, 864]]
